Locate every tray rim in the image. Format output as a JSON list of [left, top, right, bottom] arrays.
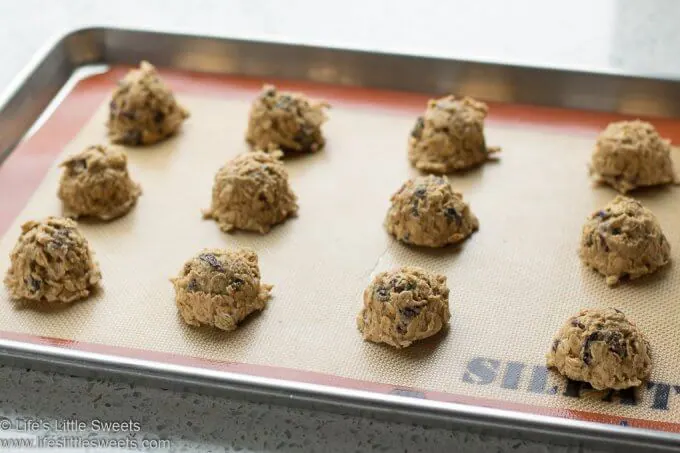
[[2, 26, 680, 451], [1, 336, 678, 452], [5, 25, 680, 160]]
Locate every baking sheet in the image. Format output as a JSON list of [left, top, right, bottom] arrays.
[[1, 68, 680, 431]]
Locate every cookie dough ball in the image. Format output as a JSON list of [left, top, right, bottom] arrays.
[[3, 217, 101, 304], [591, 121, 677, 193], [170, 248, 272, 331], [58, 145, 142, 221], [385, 175, 479, 247], [245, 84, 329, 154], [408, 95, 500, 173], [547, 308, 651, 390], [203, 151, 298, 234], [579, 196, 670, 286], [357, 267, 450, 349], [108, 61, 189, 146]]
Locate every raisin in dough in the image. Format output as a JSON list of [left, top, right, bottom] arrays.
[[408, 95, 500, 173], [385, 175, 479, 247], [3, 217, 101, 304], [590, 120, 677, 193], [171, 248, 272, 331], [108, 61, 189, 146], [357, 267, 450, 349], [547, 308, 651, 390], [246, 85, 329, 154], [203, 151, 298, 233], [58, 145, 141, 220], [579, 196, 670, 286]]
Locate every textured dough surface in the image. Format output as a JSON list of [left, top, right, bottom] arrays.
[[385, 175, 479, 247], [57, 145, 141, 220], [408, 95, 499, 173], [357, 267, 450, 349], [547, 308, 652, 390], [5, 91, 680, 425], [108, 61, 189, 146], [579, 196, 670, 286], [246, 85, 329, 154], [3, 217, 101, 304], [171, 248, 272, 331], [590, 120, 677, 193], [203, 151, 298, 234]]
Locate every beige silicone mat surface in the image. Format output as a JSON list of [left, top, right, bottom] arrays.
[[1, 87, 680, 428]]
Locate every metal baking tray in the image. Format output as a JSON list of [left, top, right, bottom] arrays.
[[2, 27, 680, 452]]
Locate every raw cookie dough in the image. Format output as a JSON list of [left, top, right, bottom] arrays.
[[107, 61, 189, 146], [579, 196, 670, 286], [385, 175, 479, 247], [547, 308, 652, 390], [203, 151, 298, 234], [3, 217, 101, 304], [357, 267, 450, 349], [408, 95, 500, 173], [170, 248, 272, 331], [590, 120, 677, 193], [245, 84, 329, 154], [58, 145, 142, 220]]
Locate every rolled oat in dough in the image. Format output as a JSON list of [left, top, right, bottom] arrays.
[[357, 267, 450, 349], [590, 120, 677, 193], [408, 95, 500, 173], [108, 61, 189, 146], [245, 84, 329, 154], [203, 151, 298, 234], [3, 217, 101, 304], [58, 145, 141, 221], [547, 308, 652, 390], [579, 196, 670, 286], [170, 248, 272, 331], [385, 175, 479, 248]]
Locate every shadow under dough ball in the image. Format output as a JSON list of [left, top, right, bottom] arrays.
[[547, 308, 651, 390], [245, 84, 330, 154], [408, 95, 500, 173], [58, 145, 141, 221], [385, 175, 479, 247], [107, 61, 189, 146], [590, 120, 677, 193], [357, 266, 450, 349], [203, 151, 298, 234], [3, 217, 101, 304], [579, 196, 670, 286], [170, 248, 272, 331]]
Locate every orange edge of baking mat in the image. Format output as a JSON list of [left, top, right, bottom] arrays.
[[2, 329, 679, 433], [2, 67, 680, 434]]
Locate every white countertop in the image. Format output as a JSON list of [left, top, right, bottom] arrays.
[[1, 0, 676, 451]]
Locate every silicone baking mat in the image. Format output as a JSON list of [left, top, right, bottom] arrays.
[[1, 67, 680, 432]]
